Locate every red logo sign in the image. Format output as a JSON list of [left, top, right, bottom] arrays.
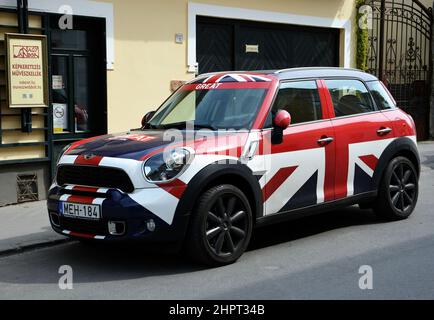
[[13, 45, 40, 59]]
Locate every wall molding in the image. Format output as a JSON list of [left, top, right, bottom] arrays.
[[0, 0, 115, 70], [188, 2, 352, 73]]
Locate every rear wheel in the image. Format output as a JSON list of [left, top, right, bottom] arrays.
[[374, 156, 418, 221], [187, 185, 253, 267]]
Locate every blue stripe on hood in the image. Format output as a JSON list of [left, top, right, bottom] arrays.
[[67, 131, 179, 161]]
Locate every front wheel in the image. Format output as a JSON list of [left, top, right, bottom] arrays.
[[186, 185, 253, 267], [373, 156, 419, 221]]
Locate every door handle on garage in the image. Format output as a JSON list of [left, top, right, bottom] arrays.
[[317, 136, 334, 146], [377, 127, 392, 136]]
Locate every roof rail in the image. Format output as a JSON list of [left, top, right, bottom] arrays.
[[274, 67, 363, 74]]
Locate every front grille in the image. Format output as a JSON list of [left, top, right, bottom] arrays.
[[57, 165, 135, 193], [59, 216, 109, 235]]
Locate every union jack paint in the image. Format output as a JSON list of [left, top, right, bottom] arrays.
[[47, 68, 419, 265]]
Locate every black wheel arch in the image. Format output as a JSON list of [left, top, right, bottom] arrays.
[[175, 161, 263, 221], [372, 136, 420, 190]]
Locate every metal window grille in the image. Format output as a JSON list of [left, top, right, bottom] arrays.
[[16, 174, 39, 203]]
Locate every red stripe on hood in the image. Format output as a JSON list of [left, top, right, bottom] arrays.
[[74, 155, 104, 166]]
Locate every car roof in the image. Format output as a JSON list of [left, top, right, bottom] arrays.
[[196, 67, 379, 82]]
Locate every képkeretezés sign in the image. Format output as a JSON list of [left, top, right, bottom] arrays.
[[5, 33, 48, 108]]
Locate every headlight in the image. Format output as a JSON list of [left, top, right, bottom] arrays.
[[143, 148, 193, 183]]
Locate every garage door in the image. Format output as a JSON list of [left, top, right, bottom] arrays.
[[197, 17, 340, 74]]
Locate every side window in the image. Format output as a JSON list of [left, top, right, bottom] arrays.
[[265, 81, 322, 127], [325, 79, 376, 117], [366, 81, 396, 110]]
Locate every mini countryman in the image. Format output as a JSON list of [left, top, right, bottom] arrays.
[[48, 68, 420, 266]]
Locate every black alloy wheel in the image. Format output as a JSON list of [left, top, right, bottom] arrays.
[[205, 194, 249, 257], [374, 156, 418, 221], [389, 161, 417, 213], [187, 184, 253, 266]]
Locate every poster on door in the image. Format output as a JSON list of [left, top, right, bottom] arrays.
[[52, 75, 64, 90], [5, 33, 48, 108], [53, 103, 68, 133]]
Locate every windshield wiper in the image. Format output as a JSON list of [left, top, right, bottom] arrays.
[[152, 122, 218, 131], [194, 123, 218, 131], [154, 122, 188, 130]]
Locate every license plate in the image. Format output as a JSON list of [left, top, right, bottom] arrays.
[[60, 202, 101, 220]]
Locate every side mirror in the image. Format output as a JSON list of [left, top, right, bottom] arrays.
[[273, 110, 291, 129], [272, 110, 291, 145], [141, 111, 156, 128]]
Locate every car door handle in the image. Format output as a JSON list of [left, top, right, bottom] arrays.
[[317, 136, 334, 146], [377, 127, 392, 136]]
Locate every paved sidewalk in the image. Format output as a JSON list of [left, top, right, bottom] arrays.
[[0, 201, 67, 255]]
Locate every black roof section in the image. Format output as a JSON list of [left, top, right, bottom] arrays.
[[196, 67, 378, 82]]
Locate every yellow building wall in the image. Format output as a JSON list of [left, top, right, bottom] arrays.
[[3, 0, 432, 156], [100, 0, 358, 133]]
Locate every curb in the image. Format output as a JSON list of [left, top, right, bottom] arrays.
[[0, 238, 72, 258]]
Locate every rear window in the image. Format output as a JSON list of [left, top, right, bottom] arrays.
[[325, 79, 376, 117], [366, 81, 396, 110]]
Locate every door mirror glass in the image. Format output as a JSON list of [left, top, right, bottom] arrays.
[[273, 110, 291, 129], [142, 111, 156, 127]]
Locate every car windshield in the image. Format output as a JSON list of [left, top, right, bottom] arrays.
[[148, 86, 268, 130]]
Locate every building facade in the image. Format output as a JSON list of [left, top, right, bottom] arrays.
[[0, 0, 431, 205]]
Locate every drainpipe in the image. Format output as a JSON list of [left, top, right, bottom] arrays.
[[378, 0, 385, 82], [431, 1, 434, 139], [17, 0, 32, 133]]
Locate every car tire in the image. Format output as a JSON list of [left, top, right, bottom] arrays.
[[186, 184, 253, 267], [373, 156, 419, 221]]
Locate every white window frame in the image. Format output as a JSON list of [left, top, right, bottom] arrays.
[[188, 2, 352, 73], [0, 0, 114, 70]]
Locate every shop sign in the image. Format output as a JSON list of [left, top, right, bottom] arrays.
[[5, 33, 49, 108]]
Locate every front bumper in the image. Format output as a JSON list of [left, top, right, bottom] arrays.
[[47, 185, 189, 243]]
